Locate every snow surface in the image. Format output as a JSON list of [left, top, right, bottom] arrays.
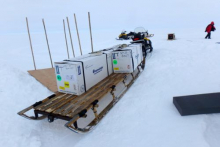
[[1, 0, 220, 147]]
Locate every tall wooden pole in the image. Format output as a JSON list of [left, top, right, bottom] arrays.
[[63, 19, 70, 59], [88, 12, 94, 53], [66, 17, 75, 57], [42, 19, 53, 68], [26, 17, 36, 70], [74, 13, 82, 55]]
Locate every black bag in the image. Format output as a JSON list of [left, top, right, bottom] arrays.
[[211, 26, 216, 31]]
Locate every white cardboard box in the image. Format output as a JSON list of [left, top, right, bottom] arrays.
[[55, 54, 108, 95], [129, 43, 143, 64], [98, 45, 121, 75], [67, 50, 114, 76], [102, 49, 114, 75], [112, 45, 142, 73]]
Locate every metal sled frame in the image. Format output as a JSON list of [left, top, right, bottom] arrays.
[[18, 59, 145, 134]]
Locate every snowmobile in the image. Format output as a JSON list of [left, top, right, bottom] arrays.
[[117, 31, 136, 40], [18, 44, 146, 134], [117, 27, 154, 40]]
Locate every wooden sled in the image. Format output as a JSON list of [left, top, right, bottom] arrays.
[[18, 59, 145, 134]]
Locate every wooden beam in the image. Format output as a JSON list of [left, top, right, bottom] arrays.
[[42, 19, 53, 68], [74, 14, 82, 55], [88, 12, 94, 53], [63, 19, 70, 59], [26, 17, 36, 70], [66, 17, 75, 57]]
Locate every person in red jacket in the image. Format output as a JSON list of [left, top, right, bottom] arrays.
[[205, 21, 216, 39]]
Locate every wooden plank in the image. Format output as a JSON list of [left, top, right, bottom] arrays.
[[67, 73, 127, 117], [33, 73, 127, 119], [53, 97, 82, 114], [53, 74, 116, 114], [38, 94, 71, 111], [45, 95, 77, 113], [78, 73, 125, 107], [67, 89, 111, 117], [53, 73, 119, 115], [60, 74, 122, 116], [34, 93, 64, 110], [28, 68, 57, 92]]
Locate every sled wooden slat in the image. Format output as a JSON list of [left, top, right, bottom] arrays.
[[35, 93, 68, 110], [45, 95, 77, 113], [60, 73, 125, 116], [32, 73, 126, 118], [66, 88, 110, 116], [52, 73, 119, 115], [34, 92, 65, 110], [67, 73, 127, 117], [67, 89, 112, 117], [38, 94, 75, 111], [67, 73, 125, 113], [53, 97, 82, 115]]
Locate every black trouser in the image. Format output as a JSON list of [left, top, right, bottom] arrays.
[[205, 32, 211, 39]]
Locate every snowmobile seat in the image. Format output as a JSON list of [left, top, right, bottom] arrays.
[[132, 33, 144, 41]]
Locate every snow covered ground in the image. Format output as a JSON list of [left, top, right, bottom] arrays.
[[1, 0, 220, 147]]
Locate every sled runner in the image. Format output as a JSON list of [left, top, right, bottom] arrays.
[[18, 45, 146, 134]]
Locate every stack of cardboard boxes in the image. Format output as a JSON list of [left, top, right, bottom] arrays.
[[112, 43, 142, 73], [54, 43, 142, 95]]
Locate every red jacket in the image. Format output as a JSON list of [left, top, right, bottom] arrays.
[[205, 22, 216, 33]]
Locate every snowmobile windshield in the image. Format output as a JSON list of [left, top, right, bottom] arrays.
[[134, 27, 146, 33], [121, 30, 126, 34]]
